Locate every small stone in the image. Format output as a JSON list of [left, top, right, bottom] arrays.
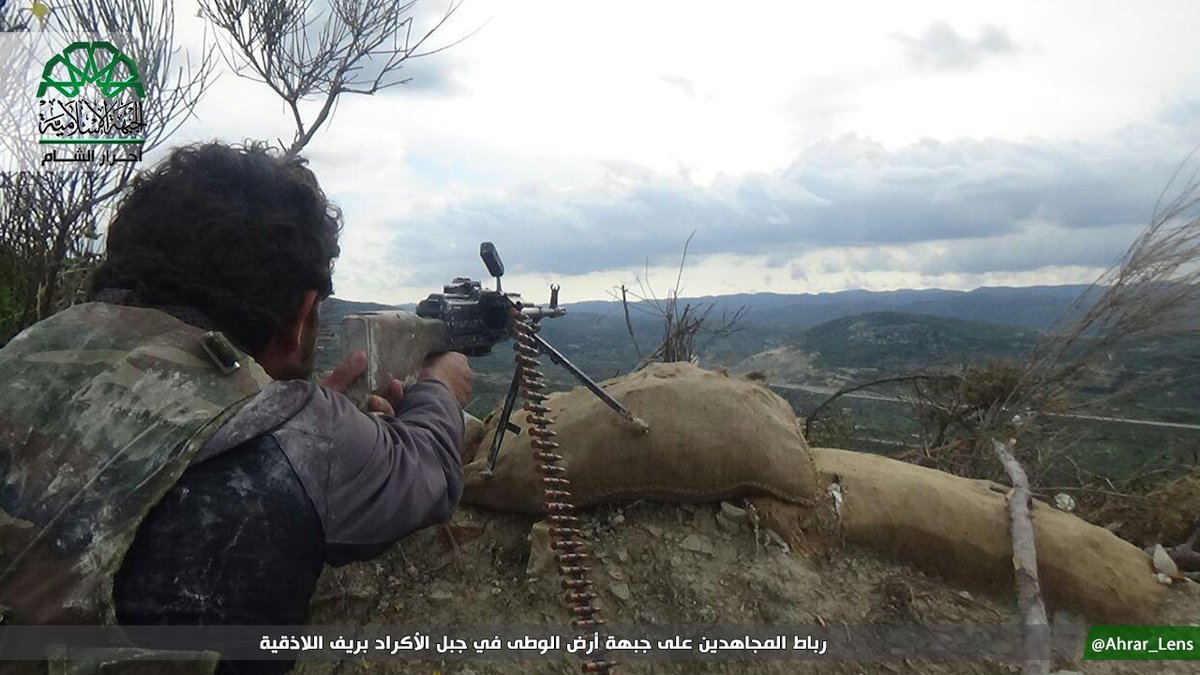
[[429, 589, 453, 601], [828, 483, 845, 515], [720, 501, 749, 523], [612, 514, 626, 526], [1051, 609, 1081, 625], [526, 521, 555, 577], [616, 548, 631, 563], [764, 529, 787, 550], [670, 555, 683, 567], [957, 591, 973, 601], [680, 534, 715, 556], [1152, 544, 1180, 578], [608, 567, 625, 580], [610, 582, 632, 601], [680, 503, 698, 514], [716, 512, 741, 534], [1156, 572, 1173, 586], [645, 525, 664, 538]]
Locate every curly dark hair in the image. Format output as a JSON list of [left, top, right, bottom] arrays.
[[90, 141, 342, 354]]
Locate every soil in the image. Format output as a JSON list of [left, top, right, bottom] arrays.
[[295, 500, 1200, 675]]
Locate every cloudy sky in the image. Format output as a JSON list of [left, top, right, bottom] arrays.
[[166, 0, 1200, 303]]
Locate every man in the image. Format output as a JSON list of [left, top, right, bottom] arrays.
[[0, 141, 472, 672]]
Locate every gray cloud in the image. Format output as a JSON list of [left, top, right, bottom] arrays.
[[395, 50, 471, 96], [893, 22, 1022, 71], [885, 222, 1140, 277], [386, 113, 1192, 285]]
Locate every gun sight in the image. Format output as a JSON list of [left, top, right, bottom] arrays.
[[480, 241, 504, 292]]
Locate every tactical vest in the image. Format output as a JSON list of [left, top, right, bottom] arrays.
[[0, 302, 271, 630]]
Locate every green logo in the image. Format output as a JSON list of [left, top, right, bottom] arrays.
[[1083, 625, 1200, 660], [37, 41, 145, 99]]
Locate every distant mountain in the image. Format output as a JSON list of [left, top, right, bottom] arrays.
[[564, 284, 1098, 330], [320, 297, 407, 324], [317, 284, 1097, 384], [322, 284, 1100, 335], [796, 311, 1036, 371], [316, 286, 1197, 422]]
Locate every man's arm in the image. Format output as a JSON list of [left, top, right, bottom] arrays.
[[271, 377, 466, 565]]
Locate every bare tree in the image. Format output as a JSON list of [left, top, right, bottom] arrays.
[[800, 152, 1200, 526], [967, 153, 1200, 483], [802, 372, 960, 441], [612, 231, 746, 370], [0, 1, 216, 342], [993, 439, 1051, 675], [199, 0, 475, 156]]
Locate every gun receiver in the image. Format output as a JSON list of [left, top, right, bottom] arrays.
[[341, 242, 647, 465]]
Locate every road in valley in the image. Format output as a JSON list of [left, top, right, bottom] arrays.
[[769, 382, 1200, 431]]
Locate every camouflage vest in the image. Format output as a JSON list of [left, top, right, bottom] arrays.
[[0, 302, 272, 627]]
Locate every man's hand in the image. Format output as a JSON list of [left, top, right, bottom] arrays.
[[419, 352, 474, 408], [321, 350, 404, 415], [321, 350, 367, 394]]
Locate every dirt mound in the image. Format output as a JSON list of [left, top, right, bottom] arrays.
[[298, 501, 1200, 675], [296, 364, 1197, 673], [299, 502, 1015, 675], [462, 363, 818, 514]]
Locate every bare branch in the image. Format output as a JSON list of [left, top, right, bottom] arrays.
[[993, 439, 1051, 675], [804, 373, 961, 440], [200, 0, 476, 155], [612, 231, 747, 372], [1, 1, 215, 341], [673, 229, 696, 300], [619, 285, 643, 360]]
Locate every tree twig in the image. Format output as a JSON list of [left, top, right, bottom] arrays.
[[993, 438, 1050, 675]]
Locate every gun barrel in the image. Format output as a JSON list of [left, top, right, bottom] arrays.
[[520, 305, 567, 320]]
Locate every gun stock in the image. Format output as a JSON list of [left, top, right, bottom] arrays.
[[341, 311, 451, 408]]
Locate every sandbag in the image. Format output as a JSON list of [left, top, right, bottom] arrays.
[[462, 362, 818, 514], [800, 447, 1165, 622]]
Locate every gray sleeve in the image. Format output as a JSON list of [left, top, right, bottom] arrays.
[[271, 379, 465, 549]]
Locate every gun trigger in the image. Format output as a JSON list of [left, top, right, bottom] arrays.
[[505, 421, 521, 435]]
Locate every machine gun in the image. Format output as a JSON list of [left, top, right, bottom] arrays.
[[341, 241, 647, 470], [342, 241, 638, 672]]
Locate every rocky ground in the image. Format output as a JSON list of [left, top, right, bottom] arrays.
[[293, 500, 1200, 675]]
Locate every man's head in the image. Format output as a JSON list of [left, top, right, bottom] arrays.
[[90, 141, 342, 379]]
